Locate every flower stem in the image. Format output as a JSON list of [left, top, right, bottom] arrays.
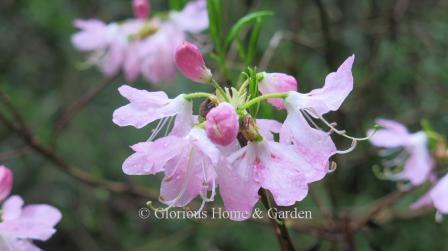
[[184, 92, 213, 101], [239, 92, 289, 110], [211, 79, 229, 101], [259, 189, 296, 251]]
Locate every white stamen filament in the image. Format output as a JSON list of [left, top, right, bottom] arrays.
[[148, 117, 170, 141], [335, 139, 357, 154]]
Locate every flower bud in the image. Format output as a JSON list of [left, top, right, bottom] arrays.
[[0, 165, 13, 202], [258, 72, 297, 109], [205, 103, 239, 146], [239, 115, 263, 142], [175, 42, 212, 84], [133, 0, 150, 20]]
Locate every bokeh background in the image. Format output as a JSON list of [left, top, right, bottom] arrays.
[[1, 0, 448, 250]]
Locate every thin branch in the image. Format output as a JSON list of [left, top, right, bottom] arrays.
[[259, 189, 297, 251], [55, 75, 118, 131], [0, 146, 31, 161], [0, 90, 156, 199]]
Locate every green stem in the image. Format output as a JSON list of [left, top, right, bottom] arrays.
[[239, 92, 289, 110], [184, 92, 213, 101], [211, 79, 229, 101]]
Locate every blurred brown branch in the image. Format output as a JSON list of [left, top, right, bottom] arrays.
[[0, 89, 157, 199], [55, 75, 118, 131]]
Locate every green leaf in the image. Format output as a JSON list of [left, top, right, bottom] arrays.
[[224, 11, 273, 54], [245, 17, 263, 66], [169, 0, 188, 10], [207, 0, 222, 52]]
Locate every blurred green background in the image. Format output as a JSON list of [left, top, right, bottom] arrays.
[[1, 0, 448, 250]]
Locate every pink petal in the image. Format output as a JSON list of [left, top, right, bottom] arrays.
[[71, 19, 109, 51], [430, 174, 448, 214], [21, 204, 62, 227], [401, 144, 433, 186], [259, 142, 309, 206], [256, 119, 282, 141], [0, 166, 13, 202], [2, 195, 24, 221], [170, 0, 209, 33], [368, 119, 410, 148], [217, 162, 260, 221], [280, 111, 336, 182]]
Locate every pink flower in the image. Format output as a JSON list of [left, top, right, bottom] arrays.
[[133, 0, 150, 20], [72, 0, 209, 84], [258, 73, 297, 109], [0, 195, 62, 250], [279, 55, 355, 181], [123, 128, 220, 208], [369, 119, 433, 185], [205, 103, 239, 146], [0, 166, 13, 202], [175, 42, 212, 84], [218, 140, 310, 220], [112, 85, 190, 129]]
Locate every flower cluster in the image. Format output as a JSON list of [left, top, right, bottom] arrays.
[[0, 165, 61, 250], [72, 0, 208, 83], [369, 120, 448, 217], [113, 42, 363, 221]]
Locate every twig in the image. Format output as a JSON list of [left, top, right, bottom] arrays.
[[0, 90, 156, 199], [259, 30, 322, 70], [55, 75, 118, 131], [0, 146, 31, 161], [259, 189, 297, 251]]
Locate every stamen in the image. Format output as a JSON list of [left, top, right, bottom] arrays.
[[328, 161, 337, 173], [435, 211, 444, 223], [300, 110, 321, 130], [304, 108, 378, 141], [147, 148, 195, 212], [164, 116, 175, 136], [148, 117, 170, 141], [335, 139, 357, 154]]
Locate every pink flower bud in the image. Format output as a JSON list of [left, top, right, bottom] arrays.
[[258, 72, 297, 109], [205, 103, 239, 146], [133, 0, 150, 19], [175, 42, 212, 84], [0, 165, 13, 202]]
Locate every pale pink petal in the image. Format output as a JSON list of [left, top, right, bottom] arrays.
[[280, 110, 336, 182], [401, 144, 433, 186], [123, 42, 142, 81], [258, 73, 297, 109], [256, 119, 282, 141], [0, 237, 42, 251], [217, 162, 260, 221], [289, 55, 354, 115], [71, 19, 109, 51], [2, 195, 23, 221], [170, 101, 194, 137], [189, 128, 220, 165], [0, 220, 56, 242], [430, 174, 448, 214], [21, 204, 62, 227], [368, 119, 410, 148], [170, 0, 209, 33], [258, 142, 309, 206], [113, 85, 187, 129], [123, 136, 187, 175], [97, 42, 126, 77]]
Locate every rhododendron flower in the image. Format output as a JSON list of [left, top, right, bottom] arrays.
[[175, 42, 212, 83], [0, 166, 61, 250], [0, 166, 13, 202], [123, 128, 219, 209], [369, 119, 433, 185], [258, 73, 297, 109], [113, 49, 364, 221], [279, 55, 355, 180], [205, 103, 239, 146], [72, 0, 208, 84]]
